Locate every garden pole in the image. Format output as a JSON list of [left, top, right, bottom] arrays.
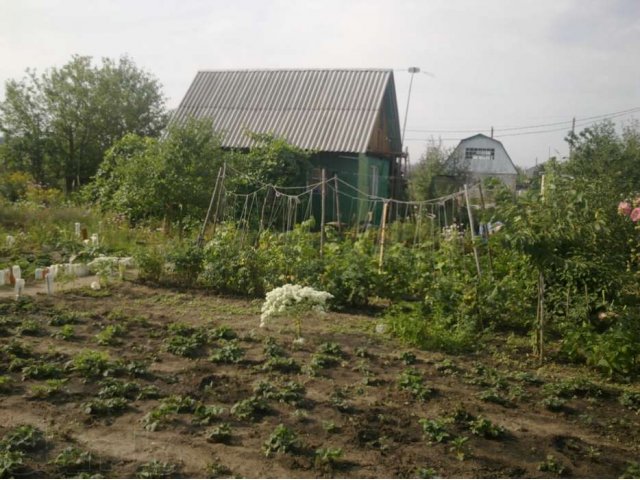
[[478, 182, 494, 278], [538, 271, 545, 363], [320, 168, 326, 257], [197, 166, 223, 247], [464, 184, 482, 278], [211, 163, 226, 238], [378, 200, 390, 272], [334, 175, 341, 233]]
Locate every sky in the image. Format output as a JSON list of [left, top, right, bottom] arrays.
[[1, 0, 639, 168]]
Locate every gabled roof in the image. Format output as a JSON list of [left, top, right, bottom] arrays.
[[450, 133, 517, 175], [171, 69, 401, 154]]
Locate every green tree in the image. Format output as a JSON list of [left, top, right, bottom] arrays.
[[409, 138, 460, 200], [91, 118, 223, 224], [0, 55, 166, 191]]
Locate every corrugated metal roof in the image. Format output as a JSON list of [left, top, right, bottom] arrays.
[[172, 69, 395, 153]]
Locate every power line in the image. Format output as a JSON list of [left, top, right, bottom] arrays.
[[406, 106, 640, 134], [404, 107, 640, 143]]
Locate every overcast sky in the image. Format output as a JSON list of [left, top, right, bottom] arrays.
[[1, 0, 639, 167]]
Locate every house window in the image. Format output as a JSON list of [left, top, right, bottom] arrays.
[[465, 147, 495, 160], [370, 166, 379, 197]]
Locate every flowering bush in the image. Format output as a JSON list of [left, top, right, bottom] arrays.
[[618, 198, 640, 222], [260, 284, 333, 341]]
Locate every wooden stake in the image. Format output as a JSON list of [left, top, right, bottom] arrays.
[[538, 271, 545, 363], [464, 184, 482, 278], [320, 168, 326, 257], [478, 182, 494, 277], [378, 201, 390, 272], [198, 166, 223, 246], [333, 175, 341, 233], [210, 163, 226, 238]]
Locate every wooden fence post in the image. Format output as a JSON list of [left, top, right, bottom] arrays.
[[197, 166, 223, 246], [320, 168, 326, 257], [378, 201, 390, 272], [464, 184, 482, 278]]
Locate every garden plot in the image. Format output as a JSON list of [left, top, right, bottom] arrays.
[[0, 283, 639, 478]]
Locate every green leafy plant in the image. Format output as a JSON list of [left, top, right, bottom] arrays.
[[206, 423, 232, 444], [53, 324, 75, 340], [263, 424, 299, 457], [419, 418, 450, 443], [398, 368, 433, 401], [21, 361, 63, 380], [0, 450, 24, 478], [29, 379, 68, 399], [400, 351, 417, 365], [619, 391, 640, 412], [95, 324, 125, 346], [206, 459, 232, 478], [51, 446, 97, 473], [83, 397, 129, 416], [416, 467, 438, 478], [448, 436, 469, 461], [209, 340, 244, 364], [16, 319, 43, 336], [69, 350, 114, 378], [1, 424, 45, 452], [193, 405, 225, 426], [135, 460, 180, 479], [468, 416, 505, 439], [537, 454, 567, 475], [230, 396, 269, 421], [314, 447, 343, 470], [0, 375, 14, 394]]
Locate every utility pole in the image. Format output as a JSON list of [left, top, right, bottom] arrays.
[[401, 67, 420, 154], [569, 116, 576, 158]]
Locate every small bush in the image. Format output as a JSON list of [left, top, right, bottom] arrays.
[[263, 424, 299, 457]]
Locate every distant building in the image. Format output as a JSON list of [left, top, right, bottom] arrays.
[[447, 134, 518, 190]]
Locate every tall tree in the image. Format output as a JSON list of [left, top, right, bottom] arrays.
[[0, 55, 166, 191]]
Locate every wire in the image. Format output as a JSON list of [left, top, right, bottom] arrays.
[[406, 106, 640, 135]]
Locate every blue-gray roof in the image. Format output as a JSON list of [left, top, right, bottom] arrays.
[[172, 69, 401, 154]]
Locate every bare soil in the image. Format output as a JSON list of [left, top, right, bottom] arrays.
[[0, 282, 639, 478]]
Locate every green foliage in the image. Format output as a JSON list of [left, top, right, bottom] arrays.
[[537, 454, 567, 475], [83, 397, 129, 416], [69, 350, 113, 378], [53, 324, 75, 340], [398, 368, 433, 401], [1, 425, 45, 452], [95, 324, 125, 346], [262, 424, 299, 457], [419, 418, 450, 443], [135, 460, 180, 479], [0, 375, 13, 394], [386, 302, 477, 354], [192, 405, 225, 426], [230, 396, 270, 421], [92, 118, 221, 223], [206, 423, 232, 444], [468, 416, 505, 439], [0, 450, 24, 477], [0, 55, 166, 189], [209, 340, 245, 364], [314, 447, 343, 470], [29, 379, 68, 399], [21, 361, 63, 380], [619, 391, 640, 412], [51, 446, 97, 474]]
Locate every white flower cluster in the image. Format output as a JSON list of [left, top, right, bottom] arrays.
[[260, 284, 334, 328]]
